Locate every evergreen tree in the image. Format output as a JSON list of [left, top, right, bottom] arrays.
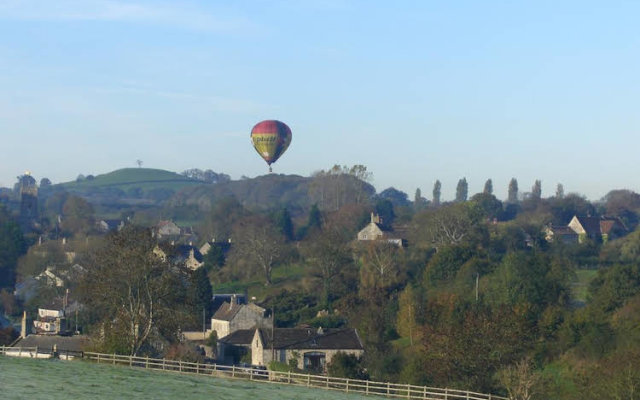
[[455, 178, 468, 202], [556, 183, 565, 199], [307, 204, 322, 231], [532, 180, 542, 200], [274, 207, 294, 242], [483, 179, 493, 195], [414, 188, 426, 211], [0, 206, 26, 289], [433, 180, 442, 207], [508, 178, 519, 203], [189, 267, 213, 320], [203, 244, 225, 271]]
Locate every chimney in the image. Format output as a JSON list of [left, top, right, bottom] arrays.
[[230, 294, 237, 309], [21, 311, 27, 338]]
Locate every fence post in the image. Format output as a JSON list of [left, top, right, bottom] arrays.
[[387, 382, 390, 397], [146, 357, 149, 369], [130, 355, 133, 367], [179, 360, 182, 372], [112, 353, 116, 365], [326, 375, 329, 388], [423, 385, 426, 400], [162, 358, 166, 370], [287, 370, 291, 384], [346, 379, 349, 393], [407, 383, 410, 399], [445, 388, 448, 400], [35, 346, 38, 358], [366, 380, 369, 395], [232, 365, 235, 378], [307, 374, 310, 387]]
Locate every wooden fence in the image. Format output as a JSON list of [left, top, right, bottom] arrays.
[[1, 346, 508, 400]]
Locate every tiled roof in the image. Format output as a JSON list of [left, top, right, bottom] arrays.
[[212, 302, 243, 321], [574, 216, 602, 235], [551, 226, 578, 235], [218, 329, 255, 345], [13, 335, 91, 352], [258, 328, 364, 350]]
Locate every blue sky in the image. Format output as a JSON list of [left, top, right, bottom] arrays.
[[0, 0, 638, 201]]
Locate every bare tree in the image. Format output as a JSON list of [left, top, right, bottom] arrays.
[[498, 357, 542, 400], [228, 216, 286, 286], [136, 160, 143, 168], [412, 203, 483, 249], [80, 226, 187, 355], [309, 164, 374, 211], [357, 242, 402, 293]]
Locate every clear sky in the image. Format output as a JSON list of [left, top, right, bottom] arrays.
[[0, 0, 638, 201]]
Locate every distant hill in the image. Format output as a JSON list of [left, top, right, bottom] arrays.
[[38, 168, 375, 222], [166, 173, 313, 215], [58, 168, 199, 190], [40, 168, 204, 216]]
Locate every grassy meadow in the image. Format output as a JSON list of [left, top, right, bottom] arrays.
[[0, 356, 371, 400]]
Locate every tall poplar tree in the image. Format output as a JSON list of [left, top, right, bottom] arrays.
[[455, 178, 468, 202], [432, 180, 442, 207], [531, 180, 542, 200], [508, 178, 519, 203], [555, 183, 565, 199], [483, 179, 493, 195]]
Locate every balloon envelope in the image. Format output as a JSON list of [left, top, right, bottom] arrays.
[[250, 120, 292, 168]]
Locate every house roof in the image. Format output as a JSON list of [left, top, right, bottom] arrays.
[[258, 328, 364, 350], [218, 329, 256, 345], [175, 245, 203, 262], [573, 216, 602, 235], [550, 226, 578, 236], [600, 217, 627, 235], [12, 335, 91, 352], [212, 301, 243, 321]]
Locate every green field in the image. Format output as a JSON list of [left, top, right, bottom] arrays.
[[0, 356, 370, 400], [571, 269, 598, 304], [57, 168, 201, 191]]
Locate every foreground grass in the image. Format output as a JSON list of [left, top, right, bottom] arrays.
[[0, 356, 370, 400]]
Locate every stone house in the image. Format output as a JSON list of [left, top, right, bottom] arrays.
[[568, 216, 627, 243], [357, 213, 407, 247], [218, 327, 364, 371], [156, 220, 182, 238], [154, 243, 204, 271], [544, 225, 579, 244], [545, 215, 627, 244], [211, 300, 272, 339]]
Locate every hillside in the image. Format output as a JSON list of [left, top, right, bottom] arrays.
[[56, 168, 200, 192], [40, 168, 205, 216], [0, 356, 370, 400], [167, 174, 313, 215]]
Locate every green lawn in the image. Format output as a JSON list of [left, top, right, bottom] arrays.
[[213, 263, 309, 301], [0, 356, 370, 400], [571, 269, 598, 304]]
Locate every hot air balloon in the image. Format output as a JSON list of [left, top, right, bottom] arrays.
[[250, 120, 292, 172]]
